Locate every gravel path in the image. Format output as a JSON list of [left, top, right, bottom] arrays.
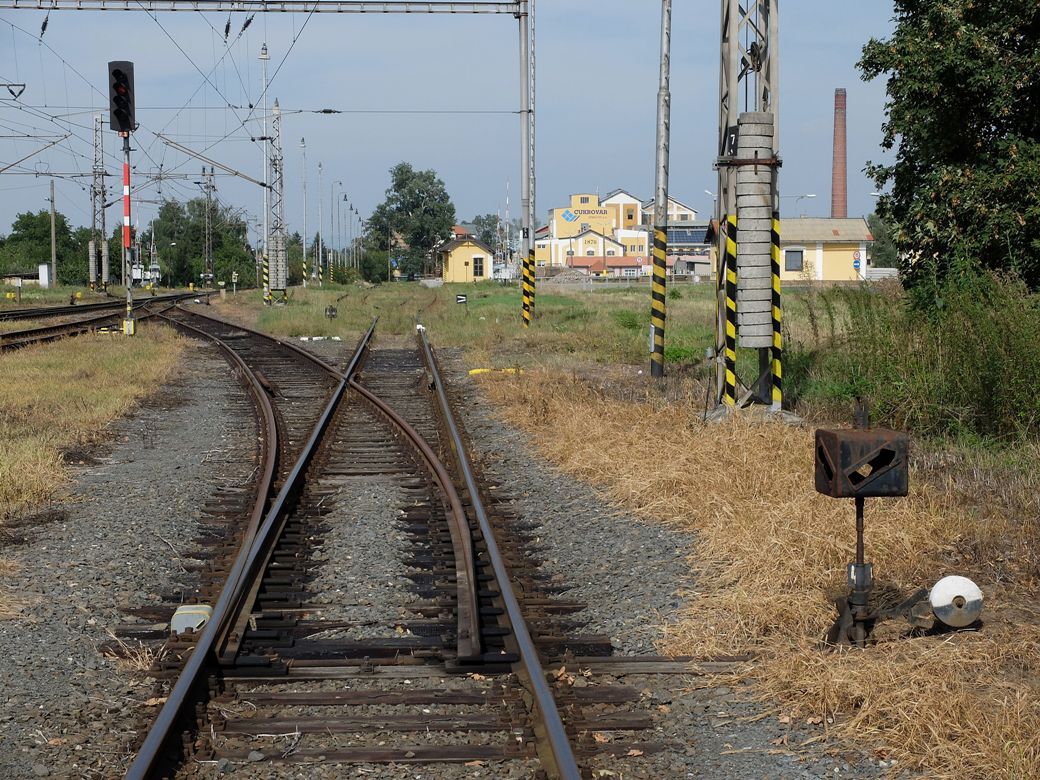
[[0, 345, 256, 779]]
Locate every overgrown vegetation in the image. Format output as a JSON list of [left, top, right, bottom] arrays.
[[481, 370, 1040, 778], [790, 273, 1040, 441], [213, 280, 717, 367], [0, 325, 185, 525]]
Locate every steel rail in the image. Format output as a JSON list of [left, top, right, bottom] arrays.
[[0, 291, 201, 321], [416, 325, 581, 780], [348, 380, 483, 661], [0, 298, 186, 351], [165, 303, 345, 376], [178, 306, 481, 660], [125, 317, 376, 780], [0, 0, 519, 12]]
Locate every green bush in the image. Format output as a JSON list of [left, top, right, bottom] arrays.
[[664, 345, 696, 363], [611, 309, 642, 332], [789, 273, 1040, 440], [668, 287, 683, 300]]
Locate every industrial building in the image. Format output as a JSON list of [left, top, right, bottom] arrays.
[[534, 191, 706, 274]]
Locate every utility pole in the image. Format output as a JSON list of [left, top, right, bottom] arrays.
[[649, 0, 672, 378], [260, 42, 271, 303], [201, 167, 215, 282], [89, 114, 104, 291], [714, 0, 782, 411], [269, 98, 287, 301], [49, 178, 57, 288], [517, 0, 535, 326], [100, 193, 109, 291], [300, 137, 308, 287], [317, 161, 324, 286]]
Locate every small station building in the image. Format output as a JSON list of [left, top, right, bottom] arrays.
[[437, 237, 495, 284]]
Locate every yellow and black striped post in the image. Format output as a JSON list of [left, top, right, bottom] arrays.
[[318, 257, 323, 287], [262, 255, 272, 305], [521, 250, 535, 327], [650, 227, 667, 377], [770, 211, 783, 410], [722, 214, 738, 406]]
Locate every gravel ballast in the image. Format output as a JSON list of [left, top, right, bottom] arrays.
[[0, 345, 257, 779], [441, 351, 887, 779]]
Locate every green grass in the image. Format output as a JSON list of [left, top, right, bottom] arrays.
[[213, 280, 719, 368]]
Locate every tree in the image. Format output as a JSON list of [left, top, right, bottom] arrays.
[[0, 210, 85, 284], [367, 162, 456, 277], [470, 214, 499, 247], [142, 197, 255, 286], [859, 3, 1040, 292], [867, 213, 898, 268]]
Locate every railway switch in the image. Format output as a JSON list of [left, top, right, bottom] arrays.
[[814, 406, 908, 499], [817, 403, 904, 647], [817, 403, 982, 648]]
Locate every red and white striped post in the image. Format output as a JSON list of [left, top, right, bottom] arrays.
[[121, 132, 135, 335]]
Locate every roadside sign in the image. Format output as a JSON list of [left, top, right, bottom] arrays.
[[853, 251, 861, 260], [232, 271, 239, 283], [853, 259, 862, 270], [456, 294, 468, 304]]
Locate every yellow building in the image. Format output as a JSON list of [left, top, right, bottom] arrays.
[[601, 189, 645, 230], [778, 218, 873, 282], [548, 193, 618, 240], [438, 238, 494, 283], [642, 195, 698, 224], [535, 190, 701, 269]]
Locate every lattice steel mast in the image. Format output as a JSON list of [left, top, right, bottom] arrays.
[[269, 98, 288, 300], [714, 0, 783, 412]]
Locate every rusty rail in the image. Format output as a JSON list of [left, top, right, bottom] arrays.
[[417, 326, 582, 780], [125, 316, 376, 780]]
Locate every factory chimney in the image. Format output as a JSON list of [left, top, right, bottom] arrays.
[[831, 88, 847, 219]]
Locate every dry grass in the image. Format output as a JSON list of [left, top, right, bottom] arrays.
[[103, 628, 169, 673], [0, 324, 186, 525], [480, 369, 1040, 778], [0, 559, 21, 618]]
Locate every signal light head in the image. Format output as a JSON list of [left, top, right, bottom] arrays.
[[108, 60, 136, 133]]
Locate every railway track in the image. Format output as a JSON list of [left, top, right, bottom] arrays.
[[121, 306, 698, 779], [0, 292, 208, 350], [0, 291, 201, 321]]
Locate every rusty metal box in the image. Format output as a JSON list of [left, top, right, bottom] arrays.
[[814, 427, 909, 498]]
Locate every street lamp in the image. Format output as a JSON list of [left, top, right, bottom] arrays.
[[781, 193, 816, 215]]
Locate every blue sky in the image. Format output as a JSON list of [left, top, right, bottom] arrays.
[[0, 1, 897, 240]]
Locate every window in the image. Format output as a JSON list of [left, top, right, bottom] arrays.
[[679, 212, 691, 221], [473, 256, 484, 277], [580, 223, 590, 232], [580, 196, 590, 204], [626, 210, 634, 220], [623, 267, 638, 278], [606, 250, 615, 256], [785, 249, 804, 272], [566, 250, 575, 256], [586, 250, 595, 256]]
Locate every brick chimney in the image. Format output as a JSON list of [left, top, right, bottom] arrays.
[[831, 88, 848, 218]]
